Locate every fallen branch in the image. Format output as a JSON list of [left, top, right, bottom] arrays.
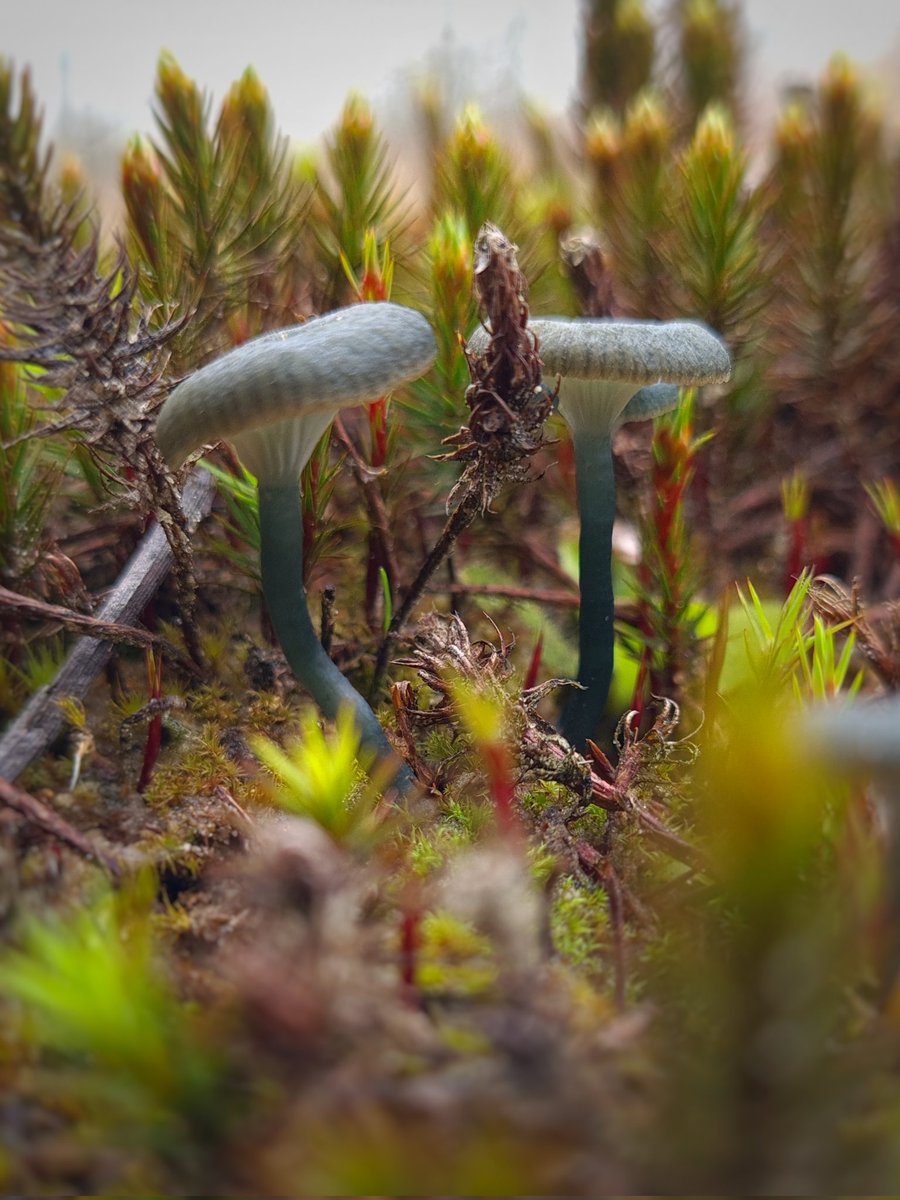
[[0, 585, 199, 669], [0, 774, 122, 878], [0, 468, 216, 782]]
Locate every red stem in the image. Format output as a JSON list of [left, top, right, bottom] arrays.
[[483, 742, 518, 835], [137, 650, 163, 794], [523, 631, 544, 691]]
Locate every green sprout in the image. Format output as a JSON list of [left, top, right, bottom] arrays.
[[0, 883, 225, 1156], [252, 706, 391, 846]]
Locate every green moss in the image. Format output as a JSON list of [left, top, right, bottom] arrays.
[[407, 826, 446, 875], [550, 876, 610, 971], [144, 723, 247, 806], [443, 794, 492, 840], [527, 842, 559, 885], [519, 778, 570, 814], [420, 725, 462, 761], [418, 910, 497, 997]]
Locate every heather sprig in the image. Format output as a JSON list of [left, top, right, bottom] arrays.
[[0, 60, 50, 240], [340, 229, 402, 629], [672, 104, 765, 340], [433, 105, 518, 243], [765, 56, 886, 406], [402, 210, 474, 448], [675, 0, 745, 131]]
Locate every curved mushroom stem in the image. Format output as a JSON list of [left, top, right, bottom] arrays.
[[258, 484, 415, 793], [558, 431, 616, 750]]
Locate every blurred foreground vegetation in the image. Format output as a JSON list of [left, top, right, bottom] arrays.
[[2, 0, 900, 1192]]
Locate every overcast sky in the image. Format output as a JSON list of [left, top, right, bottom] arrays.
[[3, 0, 900, 148]]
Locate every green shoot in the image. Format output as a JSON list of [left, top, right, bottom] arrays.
[[0, 882, 224, 1149], [0, 360, 63, 588], [794, 615, 863, 702], [252, 707, 387, 846], [865, 478, 900, 566], [735, 571, 813, 689], [379, 566, 393, 634]]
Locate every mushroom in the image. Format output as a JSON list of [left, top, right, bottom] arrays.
[[470, 316, 731, 748], [803, 695, 900, 794], [802, 694, 900, 977], [156, 302, 437, 787]]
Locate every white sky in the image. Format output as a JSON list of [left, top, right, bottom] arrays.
[[3, 0, 900, 148]]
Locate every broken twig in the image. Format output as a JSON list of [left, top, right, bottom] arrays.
[[0, 468, 215, 782], [0, 774, 122, 878]]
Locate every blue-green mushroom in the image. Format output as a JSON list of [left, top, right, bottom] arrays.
[[156, 302, 437, 788], [471, 316, 731, 748]]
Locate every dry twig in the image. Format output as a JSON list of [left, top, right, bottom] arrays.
[[0, 773, 121, 878], [0, 468, 215, 782]]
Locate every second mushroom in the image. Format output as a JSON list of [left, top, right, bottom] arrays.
[[472, 316, 731, 750]]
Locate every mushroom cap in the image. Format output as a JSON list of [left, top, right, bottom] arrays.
[[803, 696, 900, 781], [529, 317, 731, 386], [467, 316, 730, 437], [618, 382, 682, 426], [155, 302, 437, 472], [467, 316, 730, 386]]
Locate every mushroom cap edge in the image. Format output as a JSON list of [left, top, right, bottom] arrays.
[[467, 316, 731, 387], [155, 302, 437, 470]]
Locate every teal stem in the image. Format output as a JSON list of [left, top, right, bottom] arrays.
[[559, 430, 616, 750], [258, 483, 414, 792]]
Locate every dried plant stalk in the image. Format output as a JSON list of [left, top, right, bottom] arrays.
[[370, 222, 551, 694]]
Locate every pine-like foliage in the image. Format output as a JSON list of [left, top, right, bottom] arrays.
[[585, 90, 676, 315], [433, 105, 519, 244], [311, 93, 409, 309], [123, 55, 311, 368], [0, 61, 181, 515], [674, 0, 744, 130], [582, 0, 656, 116]]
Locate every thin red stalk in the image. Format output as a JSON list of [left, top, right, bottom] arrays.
[[301, 453, 320, 583], [399, 903, 422, 1005], [630, 650, 651, 721], [483, 742, 518, 835], [523, 631, 544, 691], [784, 515, 808, 595], [137, 649, 163, 793], [367, 396, 388, 467]]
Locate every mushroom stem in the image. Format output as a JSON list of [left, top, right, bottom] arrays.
[[558, 430, 617, 749], [258, 483, 414, 792]]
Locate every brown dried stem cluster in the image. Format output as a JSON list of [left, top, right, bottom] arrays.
[[0, 63, 207, 662], [443, 222, 553, 512], [370, 222, 552, 694]]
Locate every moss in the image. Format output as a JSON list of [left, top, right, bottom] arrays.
[[519, 778, 570, 814], [417, 910, 497, 997], [144, 726, 242, 805], [550, 876, 610, 971], [443, 794, 493, 840], [527, 842, 559, 885], [406, 827, 446, 875]]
